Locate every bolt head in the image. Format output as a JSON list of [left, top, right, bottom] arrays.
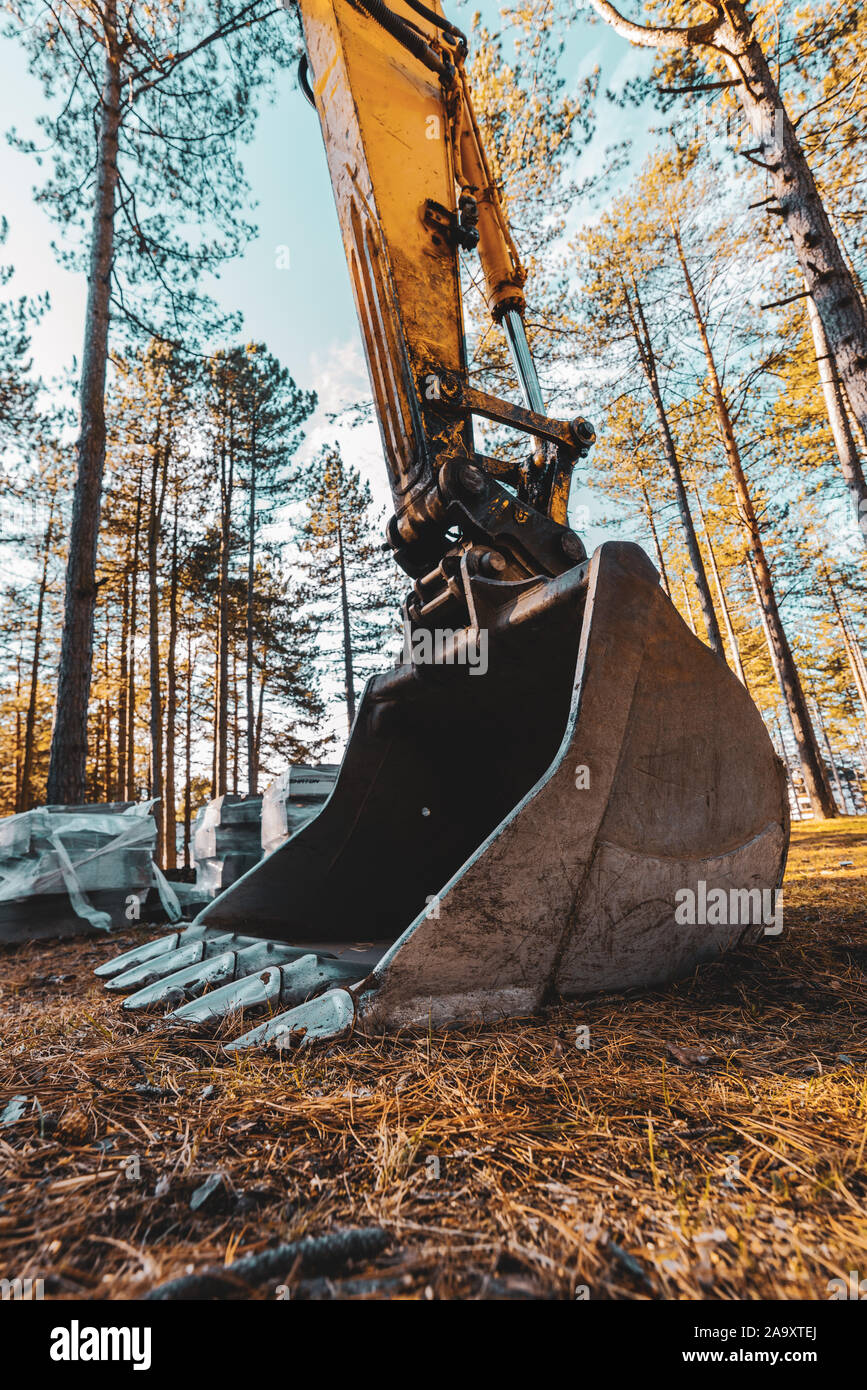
[[479, 549, 507, 576], [439, 373, 462, 402], [570, 416, 596, 448], [560, 531, 584, 562], [458, 462, 486, 495]]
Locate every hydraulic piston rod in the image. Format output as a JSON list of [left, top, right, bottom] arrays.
[[502, 308, 545, 417]]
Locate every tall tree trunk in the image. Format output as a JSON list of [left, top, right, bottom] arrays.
[[92, 719, 102, 802], [624, 279, 724, 656], [147, 436, 168, 862], [19, 501, 56, 811], [104, 700, 113, 801], [211, 649, 219, 799], [217, 419, 234, 796], [841, 378, 867, 462], [103, 610, 113, 800], [720, 11, 867, 440], [164, 501, 179, 869], [845, 619, 867, 717], [245, 444, 258, 794], [14, 709, 22, 813], [692, 487, 747, 688], [116, 569, 129, 800], [336, 508, 356, 733], [231, 650, 239, 796], [680, 576, 697, 635], [829, 215, 867, 456], [636, 469, 670, 596], [184, 631, 193, 870], [823, 566, 867, 720], [13, 655, 22, 812], [804, 288, 867, 546], [255, 673, 266, 770], [47, 5, 121, 804], [745, 554, 837, 818], [591, 1, 867, 440], [672, 223, 837, 818], [126, 464, 144, 799]]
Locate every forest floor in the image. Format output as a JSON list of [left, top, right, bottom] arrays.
[[1, 816, 866, 1301]]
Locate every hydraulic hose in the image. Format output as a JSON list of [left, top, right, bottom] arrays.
[[401, 0, 466, 49], [354, 0, 451, 78]]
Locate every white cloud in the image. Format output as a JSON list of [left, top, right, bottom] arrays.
[[306, 339, 370, 416], [299, 338, 392, 513]]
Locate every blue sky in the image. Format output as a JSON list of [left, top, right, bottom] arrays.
[[0, 4, 653, 533]]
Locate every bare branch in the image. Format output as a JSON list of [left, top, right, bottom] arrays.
[[127, 1, 281, 103], [657, 80, 738, 94], [587, 1, 720, 53], [760, 290, 811, 312]]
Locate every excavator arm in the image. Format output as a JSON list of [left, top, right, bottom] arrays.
[[291, 0, 592, 616], [94, 1, 790, 1049]]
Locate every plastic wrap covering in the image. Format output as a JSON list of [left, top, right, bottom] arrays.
[[260, 765, 339, 856], [191, 794, 263, 898], [0, 802, 179, 942]]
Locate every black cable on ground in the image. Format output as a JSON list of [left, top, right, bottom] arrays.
[[142, 1226, 389, 1300]]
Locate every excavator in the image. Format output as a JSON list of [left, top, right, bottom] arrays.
[[94, 0, 789, 1048]]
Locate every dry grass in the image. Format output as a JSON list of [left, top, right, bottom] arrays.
[[1, 816, 866, 1301]]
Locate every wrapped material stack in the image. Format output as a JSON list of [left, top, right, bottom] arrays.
[[0, 802, 179, 943], [191, 794, 264, 898], [261, 765, 339, 855]]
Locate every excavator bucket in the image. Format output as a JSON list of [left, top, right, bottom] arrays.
[[97, 542, 789, 1047]]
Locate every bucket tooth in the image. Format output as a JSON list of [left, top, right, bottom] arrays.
[[94, 929, 189, 979], [169, 962, 285, 1024], [122, 949, 240, 1011], [225, 988, 356, 1052], [104, 933, 243, 993], [167, 951, 368, 1024], [93, 923, 230, 980], [123, 940, 313, 1012], [278, 952, 368, 1007]]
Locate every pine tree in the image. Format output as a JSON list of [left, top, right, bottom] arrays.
[[575, 143, 847, 815], [0, 447, 65, 813], [4, 0, 299, 802], [0, 217, 43, 457], [103, 341, 198, 853], [589, 2, 867, 447], [221, 344, 316, 791], [574, 203, 725, 655], [661, 178, 838, 816], [296, 445, 401, 737]]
